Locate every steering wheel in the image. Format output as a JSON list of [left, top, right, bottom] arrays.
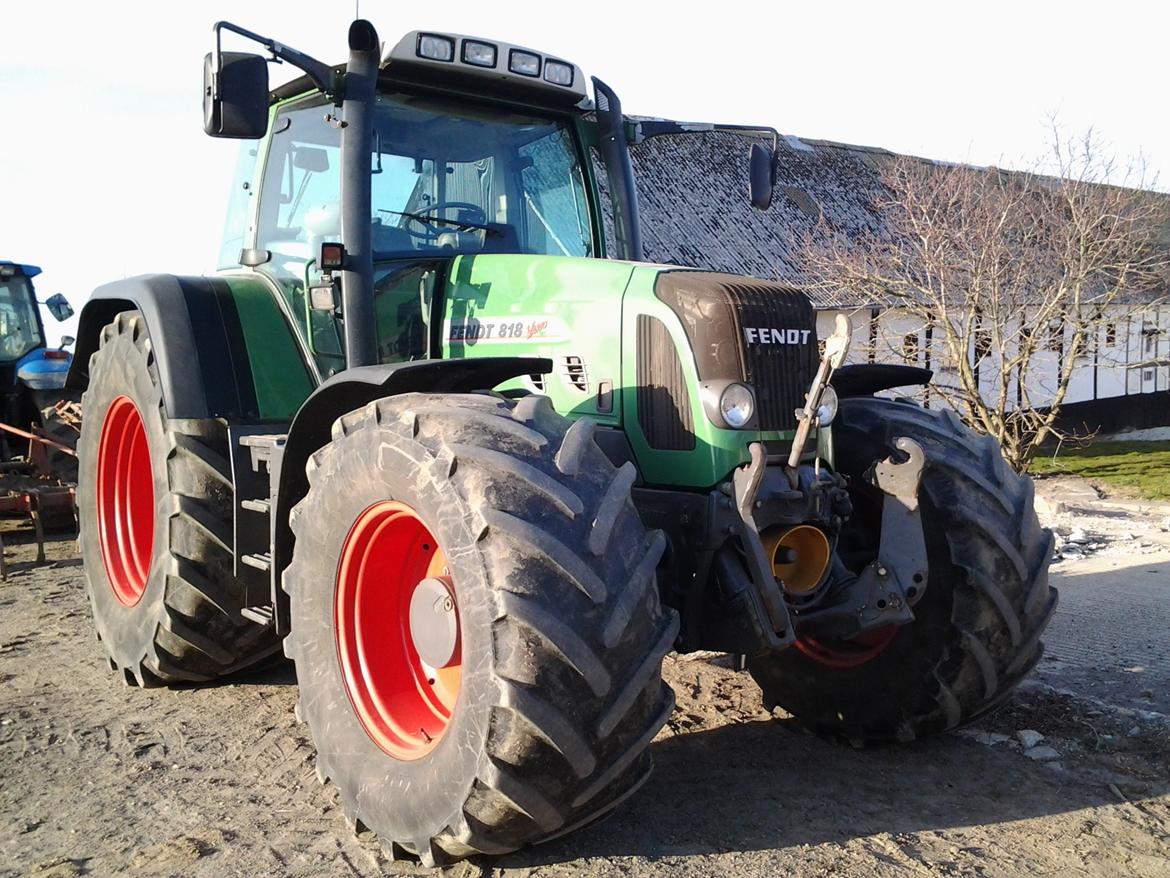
[[404, 201, 489, 242]]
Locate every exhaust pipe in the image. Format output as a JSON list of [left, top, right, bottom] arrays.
[[340, 19, 380, 369]]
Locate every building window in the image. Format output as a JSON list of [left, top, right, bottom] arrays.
[[902, 332, 920, 363], [1104, 322, 1118, 347], [1047, 320, 1064, 352], [974, 327, 992, 362]]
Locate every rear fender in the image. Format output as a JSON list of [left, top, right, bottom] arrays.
[[66, 274, 313, 420]]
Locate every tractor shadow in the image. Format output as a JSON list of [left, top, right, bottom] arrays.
[[166, 656, 300, 689], [502, 714, 1137, 865], [0, 526, 81, 579]]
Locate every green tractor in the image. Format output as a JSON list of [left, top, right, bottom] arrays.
[[70, 20, 1056, 865]]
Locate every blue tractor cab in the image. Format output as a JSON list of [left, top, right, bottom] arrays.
[[0, 261, 75, 455]]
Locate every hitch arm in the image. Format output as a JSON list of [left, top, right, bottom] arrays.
[[727, 442, 796, 649]]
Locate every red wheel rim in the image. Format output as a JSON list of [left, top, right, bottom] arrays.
[[795, 626, 898, 669], [335, 501, 461, 760], [96, 396, 155, 607]]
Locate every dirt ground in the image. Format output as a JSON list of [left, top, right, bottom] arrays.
[[1, 477, 1168, 877]]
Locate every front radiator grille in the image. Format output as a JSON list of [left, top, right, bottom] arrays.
[[654, 272, 818, 432], [636, 315, 695, 451], [723, 281, 818, 431]]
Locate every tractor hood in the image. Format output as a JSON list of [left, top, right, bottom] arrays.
[[433, 253, 821, 488]]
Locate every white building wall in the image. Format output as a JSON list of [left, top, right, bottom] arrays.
[[1094, 304, 1132, 400], [1063, 315, 1096, 405], [815, 308, 872, 362], [1155, 306, 1165, 393], [817, 301, 1168, 416]]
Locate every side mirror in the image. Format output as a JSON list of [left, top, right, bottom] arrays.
[[45, 293, 73, 322], [203, 51, 270, 139], [59, 335, 76, 350], [749, 143, 775, 210]]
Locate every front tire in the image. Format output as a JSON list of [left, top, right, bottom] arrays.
[[283, 393, 677, 865], [749, 398, 1057, 743], [77, 311, 280, 685]]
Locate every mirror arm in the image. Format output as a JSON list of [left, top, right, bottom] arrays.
[[211, 21, 338, 99], [633, 119, 779, 154]]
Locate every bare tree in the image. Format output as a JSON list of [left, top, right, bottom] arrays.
[[803, 131, 1168, 471]]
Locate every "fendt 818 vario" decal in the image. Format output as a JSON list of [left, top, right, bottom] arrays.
[[445, 316, 570, 345]]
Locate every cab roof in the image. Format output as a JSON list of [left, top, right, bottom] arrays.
[[0, 261, 41, 279], [270, 29, 590, 110]]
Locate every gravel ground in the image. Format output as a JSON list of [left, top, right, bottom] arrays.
[[1, 476, 1168, 877]]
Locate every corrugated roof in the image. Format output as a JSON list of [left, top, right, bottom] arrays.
[[597, 125, 893, 307], [603, 123, 1169, 309]]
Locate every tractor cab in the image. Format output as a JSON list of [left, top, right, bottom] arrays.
[[0, 261, 74, 425], [212, 28, 616, 379], [249, 72, 597, 371], [0, 263, 49, 366]]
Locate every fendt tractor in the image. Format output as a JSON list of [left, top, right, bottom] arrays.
[[70, 20, 1056, 865]]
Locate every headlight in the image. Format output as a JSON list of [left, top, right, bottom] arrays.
[[462, 40, 497, 68], [508, 50, 541, 77], [720, 383, 755, 429], [543, 60, 574, 86], [417, 34, 455, 62], [816, 385, 839, 426]]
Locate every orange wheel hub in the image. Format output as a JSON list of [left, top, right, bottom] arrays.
[[96, 396, 155, 607], [334, 501, 461, 760]]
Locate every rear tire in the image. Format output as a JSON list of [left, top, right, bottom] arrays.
[[77, 310, 280, 685], [748, 397, 1057, 743], [283, 393, 677, 865]]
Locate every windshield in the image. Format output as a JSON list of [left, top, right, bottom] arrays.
[[253, 91, 595, 375], [257, 92, 594, 276], [0, 275, 45, 361]]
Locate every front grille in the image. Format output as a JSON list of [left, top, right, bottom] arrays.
[[723, 281, 818, 430], [654, 272, 818, 432], [636, 315, 695, 451]]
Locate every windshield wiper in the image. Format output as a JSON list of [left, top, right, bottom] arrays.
[[377, 209, 501, 236]]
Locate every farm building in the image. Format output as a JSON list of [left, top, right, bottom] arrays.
[[601, 124, 1170, 434]]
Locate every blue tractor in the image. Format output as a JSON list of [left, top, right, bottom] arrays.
[[0, 261, 76, 474]]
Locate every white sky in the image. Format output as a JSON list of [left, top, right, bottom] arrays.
[[3, 0, 1167, 344]]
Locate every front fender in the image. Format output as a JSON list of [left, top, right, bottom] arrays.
[[269, 357, 552, 633], [831, 363, 933, 398]]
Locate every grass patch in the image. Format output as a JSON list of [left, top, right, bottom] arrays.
[[1030, 440, 1170, 501]]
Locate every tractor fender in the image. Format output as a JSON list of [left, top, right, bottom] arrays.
[[66, 274, 272, 419], [831, 363, 933, 398], [269, 357, 552, 632]]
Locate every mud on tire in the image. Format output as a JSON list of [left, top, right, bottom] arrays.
[[749, 397, 1058, 743], [283, 393, 678, 865], [77, 310, 280, 686]]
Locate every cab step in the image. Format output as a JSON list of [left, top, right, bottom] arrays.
[[242, 552, 272, 572], [240, 605, 274, 627]]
